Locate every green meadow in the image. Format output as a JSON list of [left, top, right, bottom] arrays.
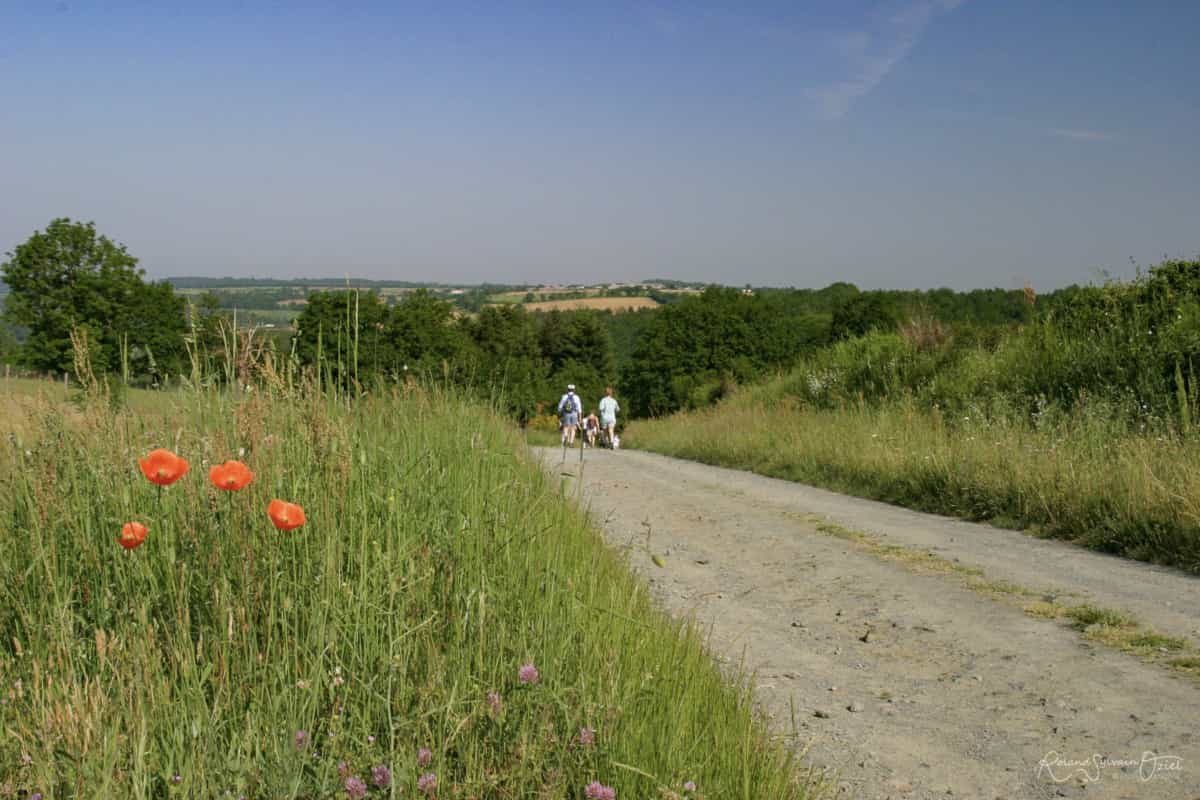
[[0, 378, 820, 799]]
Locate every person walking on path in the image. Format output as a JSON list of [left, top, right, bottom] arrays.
[[583, 410, 600, 448], [557, 384, 583, 446], [598, 386, 620, 449]]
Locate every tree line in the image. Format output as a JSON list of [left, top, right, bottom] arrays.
[[10, 217, 1149, 423]]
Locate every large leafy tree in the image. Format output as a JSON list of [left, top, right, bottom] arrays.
[[1, 218, 186, 377], [293, 290, 392, 384], [466, 304, 547, 422], [386, 289, 468, 374]]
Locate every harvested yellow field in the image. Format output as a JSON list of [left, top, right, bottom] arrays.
[[524, 296, 659, 312]]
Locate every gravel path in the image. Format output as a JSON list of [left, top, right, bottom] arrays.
[[535, 447, 1200, 800]]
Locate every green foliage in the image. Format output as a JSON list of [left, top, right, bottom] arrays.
[[623, 287, 830, 417], [626, 258, 1200, 572], [1, 219, 187, 380], [291, 293, 620, 423], [0, 321, 17, 366], [829, 293, 897, 341], [0, 387, 814, 797]]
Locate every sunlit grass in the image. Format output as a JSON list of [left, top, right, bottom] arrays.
[[626, 395, 1200, 572], [0, 383, 821, 798]]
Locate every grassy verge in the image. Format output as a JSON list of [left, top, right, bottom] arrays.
[[0, 384, 820, 798], [626, 396, 1200, 572]]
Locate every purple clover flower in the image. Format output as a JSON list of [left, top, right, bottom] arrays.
[[344, 775, 368, 799], [371, 764, 392, 788], [417, 771, 438, 794], [337, 760, 351, 778], [294, 729, 310, 750], [683, 781, 697, 793], [579, 726, 595, 746], [417, 746, 433, 767], [518, 662, 539, 684], [585, 781, 617, 800]]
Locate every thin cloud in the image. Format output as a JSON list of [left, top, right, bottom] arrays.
[[805, 0, 966, 120], [1049, 128, 1114, 142]]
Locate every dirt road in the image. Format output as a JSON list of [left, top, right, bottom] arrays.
[[535, 447, 1200, 800]]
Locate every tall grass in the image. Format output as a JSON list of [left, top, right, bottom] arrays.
[[0, 381, 817, 798], [627, 393, 1200, 573]]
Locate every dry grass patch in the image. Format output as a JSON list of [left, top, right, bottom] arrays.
[[523, 297, 660, 312]]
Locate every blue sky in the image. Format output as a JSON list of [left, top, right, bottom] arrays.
[[1, 1, 1197, 289]]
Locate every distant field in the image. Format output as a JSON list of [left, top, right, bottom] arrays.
[[175, 286, 294, 295], [487, 291, 530, 303], [240, 309, 297, 325], [523, 296, 659, 312]]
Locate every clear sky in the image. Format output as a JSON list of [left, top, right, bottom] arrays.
[[2, 1, 1197, 290]]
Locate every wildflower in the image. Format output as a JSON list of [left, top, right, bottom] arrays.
[[578, 726, 595, 746], [683, 781, 697, 792], [417, 772, 438, 794], [209, 460, 254, 491], [585, 781, 616, 800], [337, 761, 350, 778], [417, 747, 433, 767], [371, 765, 392, 788], [367, 734, 376, 744], [171, 774, 182, 785], [30, 795, 42, 800], [486, 691, 502, 715], [518, 662, 539, 684], [294, 729, 309, 750], [345, 775, 368, 799], [118, 521, 149, 550], [20, 753, 33, 766], [268, 499, 306, 531], [138, 448, 189, 486]]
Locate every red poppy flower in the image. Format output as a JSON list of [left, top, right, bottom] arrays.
[[138, 448, 190, 486], [209, 460, 254, 491], [118, 521, 149, 550], [267, 499, 306, 531]]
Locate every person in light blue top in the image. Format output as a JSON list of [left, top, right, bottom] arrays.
[[557, 384, 583, 445], [598, 386, 619, 448]]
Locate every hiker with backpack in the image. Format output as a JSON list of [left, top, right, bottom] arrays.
[[557, 384, 583, 446]]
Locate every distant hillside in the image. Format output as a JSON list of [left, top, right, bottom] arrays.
[[164, 276, 454, 290]]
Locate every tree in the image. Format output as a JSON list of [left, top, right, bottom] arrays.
[[467, 305, 547, 422], [386, 289, 468, 374], [293, 290, 391, 384], [830, 293, 897, 341], [0, 320, 17, 366], [1, 218, 186, 377]]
